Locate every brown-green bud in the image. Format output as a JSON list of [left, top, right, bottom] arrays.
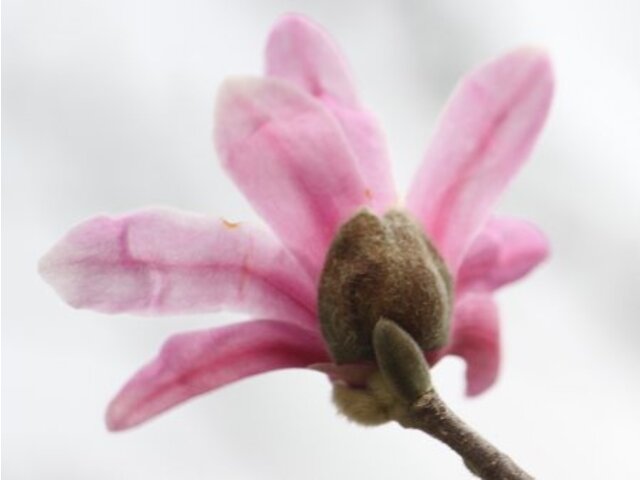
[[318, 209, 453, 364], [373, 319, 432, 403]]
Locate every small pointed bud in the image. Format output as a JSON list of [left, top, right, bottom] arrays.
[[373, 319, 432, 403], [318, 209, 452, 363]]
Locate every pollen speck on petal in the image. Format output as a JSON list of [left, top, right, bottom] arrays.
[[222, 219, 241, 229]]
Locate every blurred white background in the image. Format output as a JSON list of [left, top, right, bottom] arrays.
[[3, 0, 640, 478]]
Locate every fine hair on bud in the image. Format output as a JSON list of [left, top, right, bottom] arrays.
[[332, 371, 406, 426], [318, 209, 453, 364]]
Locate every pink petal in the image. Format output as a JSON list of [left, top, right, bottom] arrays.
[[429, 293, 500, 396], [406, 48, 554, 272], [39, 208, 316, 327], [106, 319, 329, 430], [265, 15, 396, 212], [265, 14, 358, 107], [215, 77, 370, 279], [457, 215, 549, 292]]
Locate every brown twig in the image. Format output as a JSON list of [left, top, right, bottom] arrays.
[[398, 390, 533, 479], [372, 319, 533, 479]]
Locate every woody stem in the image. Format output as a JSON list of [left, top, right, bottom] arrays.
[[398, 389, 533, 479], [372, 319, 532, 479]]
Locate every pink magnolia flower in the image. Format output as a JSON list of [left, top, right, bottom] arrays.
[[39, 15, 553, 431]]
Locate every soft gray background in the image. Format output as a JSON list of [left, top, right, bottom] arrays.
[[3, 0, 640, 478]]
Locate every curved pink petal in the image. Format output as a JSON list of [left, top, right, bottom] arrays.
[[39, 208, 316, 327], [429, 293, 500, 396], [265, 14, 358, 107], [265, 14, 396, 212], [457, 215, 549, 293], [215, 77, 370, 279], [106, 319, 329, 430], [406, 48, 554, 272], [451, 293, 500, 396]]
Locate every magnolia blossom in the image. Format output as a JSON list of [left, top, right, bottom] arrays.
[[40, 15, 553, 431]]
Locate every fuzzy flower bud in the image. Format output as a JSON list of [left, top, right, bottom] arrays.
[[318, 209, 453, 364]]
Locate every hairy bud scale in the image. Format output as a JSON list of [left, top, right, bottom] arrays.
[[318, 209, 453, 364]]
